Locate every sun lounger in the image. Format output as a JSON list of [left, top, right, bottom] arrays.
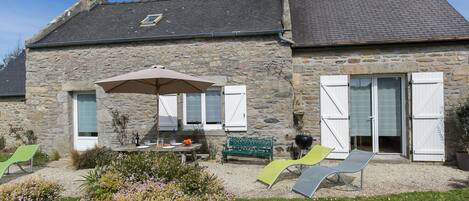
[[292, 149, 375, 198], [256, 145, 333, 188], [0, 144, 39, 179]]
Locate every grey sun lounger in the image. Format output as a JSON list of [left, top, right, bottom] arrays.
[[292, 150, 375, 198]]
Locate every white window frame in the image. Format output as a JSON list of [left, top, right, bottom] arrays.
[[73, 91, 98, 151], [182, 88, 223, 131]]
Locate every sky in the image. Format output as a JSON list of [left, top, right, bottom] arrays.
[[0, 0, 469, 61]]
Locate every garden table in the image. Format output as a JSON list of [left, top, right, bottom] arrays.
[[113, 143, 202, 164]]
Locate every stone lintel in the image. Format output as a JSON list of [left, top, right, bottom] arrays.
[[62, 81, 96, 92]]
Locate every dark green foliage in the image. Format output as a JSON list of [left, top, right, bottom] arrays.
[[455, 99, 469, 151], [70, 146, 117, 169]]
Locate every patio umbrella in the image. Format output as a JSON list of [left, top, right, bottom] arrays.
[[95, 65, 214, 143]]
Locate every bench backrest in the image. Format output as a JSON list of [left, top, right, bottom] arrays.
[[226, 137, 273, 150]]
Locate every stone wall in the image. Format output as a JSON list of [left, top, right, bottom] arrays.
[[0, 97, 26, 148], [26, 36, 295, 156], [292, 42, 469, 159]]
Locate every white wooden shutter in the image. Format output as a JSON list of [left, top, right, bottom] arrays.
[[224, 85, 247, 131], [159, 94, 178, 131], [320, 75, 350, 159], [411, 72, 445, 162]]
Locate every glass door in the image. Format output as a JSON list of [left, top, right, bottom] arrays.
[[376, 77, 403, 153], [73, 92, 98, 151], [350, 75, 405, 154], [350, 77, 373, 152]]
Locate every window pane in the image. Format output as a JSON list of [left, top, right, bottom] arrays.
[[378, 78, 402, 136], [350, 78, 372, 137], [186, 93, 202, 124], [78, 94, 97, 137], [206, 90, 222, 124]]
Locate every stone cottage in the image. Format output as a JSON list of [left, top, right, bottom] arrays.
[[290, 0, 469, 161], [0, 51, 26, 147], [0, 0, 468, 162], [24, 0, 295, 154]]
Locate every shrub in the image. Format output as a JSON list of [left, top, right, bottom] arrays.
[[81, 152, 233, 200], [50, 150, 61, 161], [0, 177, 63, 201], [71, 146, 117, 169], [112, 180, 191, 201], [455, 99, 469, 152], [0, 136, 6, 151], [33, 150, 50, 166], [8, 124, 37, 145], [208, 140, 218, 160]]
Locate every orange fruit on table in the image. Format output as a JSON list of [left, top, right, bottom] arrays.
[[183, 139, 192, 145]]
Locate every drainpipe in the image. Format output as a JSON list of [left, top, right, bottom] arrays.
[[279, 31, 295, 45], [279, 0, 294, 45]]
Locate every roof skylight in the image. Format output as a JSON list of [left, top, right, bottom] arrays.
[[140, 14, 163, 27]]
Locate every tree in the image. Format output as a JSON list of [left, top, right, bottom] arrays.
[[1, 46, 23, 67]]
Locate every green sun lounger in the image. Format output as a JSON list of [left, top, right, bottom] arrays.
[[256, 145, 333, 188], [0, 144, 39, 179]]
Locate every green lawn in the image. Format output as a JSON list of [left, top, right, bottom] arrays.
[[0, 152, 11, 162], [236, 188, 469, 201], [60, 198, 80, 201]]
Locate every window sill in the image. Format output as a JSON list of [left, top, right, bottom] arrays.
[[183, 124, 223, 131]]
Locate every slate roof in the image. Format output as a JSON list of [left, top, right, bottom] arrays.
[[28, 0, 284, 48], [0, 50, 26, 97], [290, 0, 469, 48]]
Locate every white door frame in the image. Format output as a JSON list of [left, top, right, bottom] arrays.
[[351, 74, 407, 156], [73, 91, 98, 151]]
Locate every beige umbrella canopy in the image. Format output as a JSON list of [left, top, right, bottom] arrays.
[[95, 65, 214, 143]]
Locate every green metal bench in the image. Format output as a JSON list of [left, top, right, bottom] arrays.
[[222, 136, 274, 163]]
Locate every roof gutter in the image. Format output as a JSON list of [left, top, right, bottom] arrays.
[[0, 94, 26, 98], [292, 36, 469, 49], [27, 30, 284, 49]]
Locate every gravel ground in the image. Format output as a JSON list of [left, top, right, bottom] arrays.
[[201, 159, 469, 199], [0, 158, 467, 199], [0, 159, 89, 197]]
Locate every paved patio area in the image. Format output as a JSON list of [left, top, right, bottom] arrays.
[[0, 158, 467, 199]]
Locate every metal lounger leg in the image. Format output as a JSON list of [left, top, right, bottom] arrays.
[[31, 158, 34, 172]]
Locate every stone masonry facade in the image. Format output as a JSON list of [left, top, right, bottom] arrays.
[[26, 36, 295, 155], [292, 42, 469, 159], [0, 97, 26, 149]]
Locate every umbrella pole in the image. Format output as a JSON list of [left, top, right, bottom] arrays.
[[156, 91, 160, 146]]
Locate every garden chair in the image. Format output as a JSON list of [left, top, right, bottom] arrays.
[[0, 144, 39, 179], [292, 149, 375, 198], [256, 145, 333, 188]]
